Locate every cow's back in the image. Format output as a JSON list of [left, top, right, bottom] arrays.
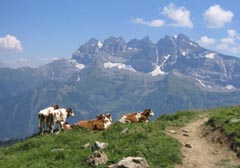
[[75, 120, 95, 130], [39, 107, 54, 116], [119, 113, 141, 123]]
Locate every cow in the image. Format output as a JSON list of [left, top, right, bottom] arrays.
[[75, 113, 112, 130], [38, 104, 59, 135], [62, 122, 74, 130], [49, 108, 75, 134], [118, 109, 154, 123]]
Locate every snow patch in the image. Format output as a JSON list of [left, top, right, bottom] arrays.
[[128, 47, 138, 51], [189, 42, 197, 47], [98, 41, 103, 49], [69, 59, 86, 70], [150, 54, 170, 76], [219, 57, 227, 79], [75, 63, 85, 70], [104, 62, 136, 72], [77, 75, 80, 82], [150, 66, 166, 76], [205, 53, 215, 59], [195, 79, 212, 88], [224, 85, 236, 90], [182, 52, 186, 56]]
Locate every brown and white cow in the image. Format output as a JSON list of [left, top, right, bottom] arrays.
[[49, 108, 75, 134], [38, 104, 59, 135], [118, 109, 154, 123], [75, 113, 112, 130]]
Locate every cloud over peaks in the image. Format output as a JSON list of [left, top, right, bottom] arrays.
[[161, 3, 193, 28], [198, 36, 216, 47], [0, 35, 23, 55], [203, 5, 234, 28], [131, 18, 165, 27]]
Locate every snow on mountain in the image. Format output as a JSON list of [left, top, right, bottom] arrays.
[[150, 54, 171, 76], [69, 59, 85, 70], [205, 53, 215, 59], [104, 62, 136, 72], [98, 41, 103, 49], [72, 34, 240, 89]]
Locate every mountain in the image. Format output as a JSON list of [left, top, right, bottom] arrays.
[[1, 34, 240, 141]]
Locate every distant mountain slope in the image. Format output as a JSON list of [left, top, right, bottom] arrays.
[[0, 34, 240, 140]]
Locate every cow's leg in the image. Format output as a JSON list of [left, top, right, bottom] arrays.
[[38, 114, 44, 135], [48, 114, 55, 134]]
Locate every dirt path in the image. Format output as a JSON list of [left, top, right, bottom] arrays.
[[167, 116, 240, 168]]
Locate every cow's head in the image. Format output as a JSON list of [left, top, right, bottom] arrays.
[[66, 108, 75, 117], [96, 113, 112, 129], [52, 104, 59, 110], [105, 113, 112, 122], [143, 109, 154, 116]]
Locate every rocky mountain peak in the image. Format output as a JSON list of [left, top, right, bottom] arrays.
[[101, 36, 127, 55]]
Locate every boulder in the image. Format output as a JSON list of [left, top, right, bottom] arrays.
[[92, 140, 108, 152], [87, 150, 108, 166], [229, 118, 240, 124]]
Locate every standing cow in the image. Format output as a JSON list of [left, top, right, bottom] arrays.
[[119, 109, 154, 123], [38, 104, 59, 135], [49, 108, 75, 134]]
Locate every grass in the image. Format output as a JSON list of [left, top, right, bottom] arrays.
[[206, 106, 240, 152], [0, 118, 182, 168], [1, 106, 240, 168]]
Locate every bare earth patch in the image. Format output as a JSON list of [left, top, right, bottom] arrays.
[[167, 116, 240, 168]]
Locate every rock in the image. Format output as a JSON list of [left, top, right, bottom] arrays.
[[185, 144, 192, 148], [51, 148, 64, 152], [229, 118, 240, 124], [92, 141, 108, 152], [182, 134, 189, 137], [82, 143, 90, 149], [87, 150, 108, 166], [121, 128, 129, 134], [168, 130, 176, 134], [182, 129, 188, 133], [108, 156, 149, 168]]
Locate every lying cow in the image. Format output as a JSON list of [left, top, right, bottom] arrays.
[[49, 108, 75, 134], [38, 104, 59, 135], [62, 122, 74, 130], [75, 113, 112, 130], [119, 109, 154, 123]]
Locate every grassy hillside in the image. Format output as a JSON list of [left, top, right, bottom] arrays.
[[206, 106, 240, 156], [0, 106, 239, 168]]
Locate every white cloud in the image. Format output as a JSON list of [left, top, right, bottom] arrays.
[[0, 35, 23, 55], [216, 29, 240, 55], [227, 29, 237, 37], [203, 5, 234, 28], [131, 17, 165, 27], [198, 36, 216, 46], [161, 3, 193, 28]]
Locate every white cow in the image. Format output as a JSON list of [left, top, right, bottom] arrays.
[[49, 108, 75, 134], [38, 105, 59, 135]]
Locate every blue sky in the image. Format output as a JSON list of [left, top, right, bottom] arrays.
[[0, 0, 239, 68]]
